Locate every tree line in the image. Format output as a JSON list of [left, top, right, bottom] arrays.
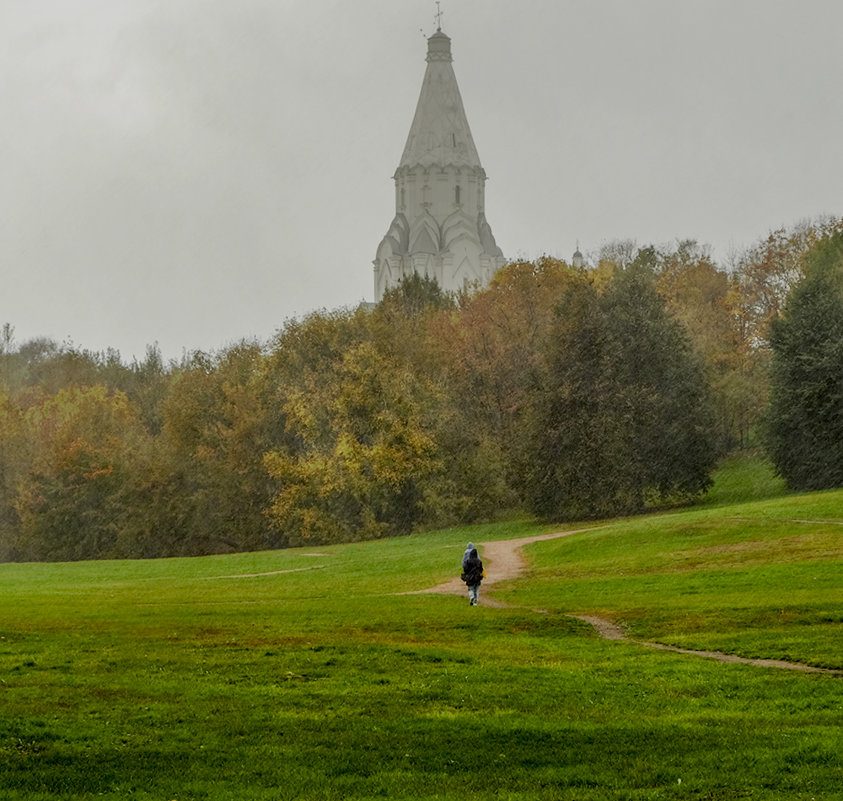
[[1, 218, 841, 561]]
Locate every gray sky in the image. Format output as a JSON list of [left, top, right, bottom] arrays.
[[3, 0, 842, 361]]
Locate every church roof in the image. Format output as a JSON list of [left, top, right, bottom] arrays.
[[399, 30, 482, 171]]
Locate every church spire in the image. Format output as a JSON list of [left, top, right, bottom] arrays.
[[398, 25, 481, 170], [373, 18, 505, 302]]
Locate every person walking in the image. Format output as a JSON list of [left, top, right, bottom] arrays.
[[461, 547, 484, 606]]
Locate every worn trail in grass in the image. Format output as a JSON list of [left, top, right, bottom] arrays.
[[419, 524, 842, 674], [402, 526, 603, 603]]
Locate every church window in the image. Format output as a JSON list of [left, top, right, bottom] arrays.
[[455, 185, 461, 205]]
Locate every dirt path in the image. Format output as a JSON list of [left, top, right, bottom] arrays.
[[403, 527, 599, 606], [200, 565, 325, 580], [410, 528, 842, 676]]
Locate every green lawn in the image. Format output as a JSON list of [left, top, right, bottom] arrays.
[[701, 449, 789, 507], [1, 474, 841, 800]]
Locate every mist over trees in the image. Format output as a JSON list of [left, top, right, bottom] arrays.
[[1, 217, 841, 561]]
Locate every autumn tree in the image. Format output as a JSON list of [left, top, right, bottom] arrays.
[[159, 341, 286, 554], [263, 309, 442, 544], [374, 274, 513, 523], [730, 217, 843, 349], [0, 390, 27, 559], [434, 258, 580, 484], [725, 217, 843, 445], [13, 386, 152, 561], [0, 332, 165, 421]]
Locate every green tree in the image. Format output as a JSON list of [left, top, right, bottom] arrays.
[[124, 345, 171, 435], [604, 259, 716, 504], [519, 276, 617, 518], [648, 241, 741, 452], [767, 231, 843, 490], [377, 272, 454, 319], [522, 261, 716, 519]]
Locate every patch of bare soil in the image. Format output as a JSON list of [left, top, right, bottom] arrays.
[[568, 614, 627, 640]]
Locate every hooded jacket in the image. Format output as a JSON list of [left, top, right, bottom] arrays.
[[462, 542, 475, 570]]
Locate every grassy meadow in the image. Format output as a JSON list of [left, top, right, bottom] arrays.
[[1, 455, 841, 800]]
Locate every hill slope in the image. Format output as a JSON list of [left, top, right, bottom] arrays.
[[1, 488, 840, 800]]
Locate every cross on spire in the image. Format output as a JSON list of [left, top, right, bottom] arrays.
[[435, 1, 443, 32]]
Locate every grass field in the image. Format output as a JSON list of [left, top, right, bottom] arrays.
[[1, 455, 841, 800]]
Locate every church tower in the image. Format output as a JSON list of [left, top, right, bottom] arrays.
[[374, 18, 506, 301]]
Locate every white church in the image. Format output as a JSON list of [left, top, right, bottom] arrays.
[[373, 20, 507, 301]]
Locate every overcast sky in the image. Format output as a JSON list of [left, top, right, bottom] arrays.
[[3, 1, 842, 361]]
